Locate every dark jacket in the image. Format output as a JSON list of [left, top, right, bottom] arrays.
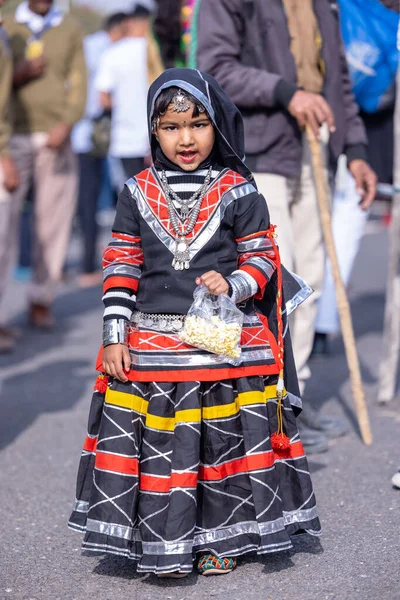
[[195, 0, 368, 178]]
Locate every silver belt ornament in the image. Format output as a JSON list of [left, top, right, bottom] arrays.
[[132, 311, 185, 333]]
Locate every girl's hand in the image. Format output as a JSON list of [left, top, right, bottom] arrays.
[[196, 271, 229, 295], [102, 343, 131, 382]]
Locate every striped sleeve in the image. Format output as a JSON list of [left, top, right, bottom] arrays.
[[227, 191, 277, 303], [235, 231, 277, 299], [102, 185, 144, 323]]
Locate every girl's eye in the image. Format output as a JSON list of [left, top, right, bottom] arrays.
[[164, 126, 177, 131], [193, 123, 208, 129]]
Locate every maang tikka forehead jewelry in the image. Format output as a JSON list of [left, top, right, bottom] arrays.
[[171, 89, 191, 112], [171, 89, 206, 114], [151, 90, 207, 131]]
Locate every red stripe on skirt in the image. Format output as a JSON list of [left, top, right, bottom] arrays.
[[83, 436, 97, 453], [273, 440, 305, 461], [199, 452, 275, 481], [140, 472, 198, 492], [99, 443, 306, 490], [95, 452, 139, 476], [199, 442, 306, 481]]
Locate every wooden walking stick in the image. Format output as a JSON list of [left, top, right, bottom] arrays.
[[377, 65, 400, 404], [305, 125, 373, 445]]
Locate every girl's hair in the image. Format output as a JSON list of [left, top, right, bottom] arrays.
[[152, 86, 208, 131]]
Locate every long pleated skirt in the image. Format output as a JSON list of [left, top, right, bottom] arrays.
[[68, 375, 321, 574]]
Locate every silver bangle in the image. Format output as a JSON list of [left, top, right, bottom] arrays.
[[103, 319, 129, 347], [226, 270, 258, 304]]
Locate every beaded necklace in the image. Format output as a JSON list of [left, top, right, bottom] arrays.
[[161, 165, 213, 270]]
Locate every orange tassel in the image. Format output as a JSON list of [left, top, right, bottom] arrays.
[[271, 432, 291, 451], [94, 374, 109, 394]]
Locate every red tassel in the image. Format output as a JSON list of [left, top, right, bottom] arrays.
[[94, 374, 109, 394], [271, 432, 291, 451]]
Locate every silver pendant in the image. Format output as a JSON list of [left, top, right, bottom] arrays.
[[171, 89, 191, 113], [172, 237, 191, 270]]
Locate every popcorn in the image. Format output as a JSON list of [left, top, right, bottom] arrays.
[[181, 284, 244, 363], [180, 315, 242, 359]]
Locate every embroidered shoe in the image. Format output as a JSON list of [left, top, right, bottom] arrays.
[[197, 554, 237, 576]]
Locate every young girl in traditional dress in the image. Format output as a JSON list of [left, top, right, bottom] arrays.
[[69, 68, 321, 577]]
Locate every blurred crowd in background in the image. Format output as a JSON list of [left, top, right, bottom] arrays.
[[0, 0, 399, 456]]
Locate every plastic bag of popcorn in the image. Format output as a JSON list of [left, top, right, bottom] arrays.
[[180, 285, 244, 364]]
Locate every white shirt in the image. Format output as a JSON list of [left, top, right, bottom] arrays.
[[72, 30, 110, 154], [15, 1, 64, 34], [95, 37, 149, 158]]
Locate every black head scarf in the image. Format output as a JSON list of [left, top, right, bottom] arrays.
[[147, 68, 254, 184]]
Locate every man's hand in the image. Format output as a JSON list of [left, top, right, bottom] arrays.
[[288, 90, 335, 139], [102, 343, 131, 382], [46, 122, 72, 150], [1, 155, 19, 192], [196, 271, 229, 295], [13, 56, 47, 86], [348, 159, 377, 210]]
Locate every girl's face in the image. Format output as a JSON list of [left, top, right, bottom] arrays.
[[154, 102, 215, 171]]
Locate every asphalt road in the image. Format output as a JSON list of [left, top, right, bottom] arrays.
[[1, 223, 399, 600]]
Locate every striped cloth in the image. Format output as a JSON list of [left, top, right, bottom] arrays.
[[102, 233, 143, 322], [162, 167, 220, 209]]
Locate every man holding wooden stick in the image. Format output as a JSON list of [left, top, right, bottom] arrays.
[[196, 0, 377, 453]]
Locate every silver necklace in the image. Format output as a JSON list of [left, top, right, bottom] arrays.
[[161, 166, 213, 270], [163, 173, 209, 218]]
